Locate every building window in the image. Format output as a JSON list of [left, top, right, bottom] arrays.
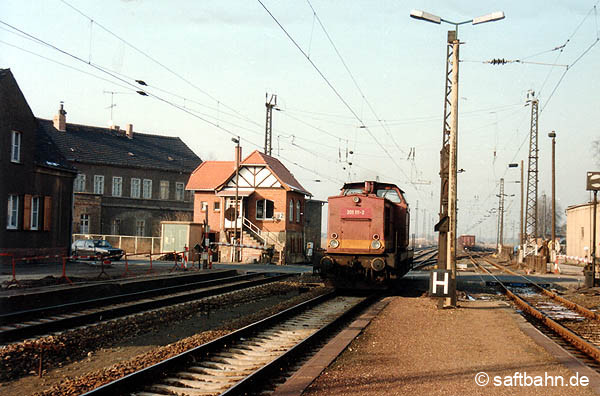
[[11, 131, 21, 163], [7, 195, 19, 229], [214, 201, 221, 212], [136, 219, 145, 236], [112, 218, 121, 235], [74, 174, 86, 192], [289, 199, 294, 222], [175, 182, 185, 201], [30, 196, 40, 230], [80, 214, 89, 234], [201, 201, 208, 211], [112, 177, 122, 197], [131, 178, 141, 198], [143, 179, 152, 199], [160, 181, 169, 200], [256, 199, 274, 220], [93, 175, 104, 195], [296, 201, 301, 223]]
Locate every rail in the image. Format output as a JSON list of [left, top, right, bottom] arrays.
[[469, 255, 600, 364]]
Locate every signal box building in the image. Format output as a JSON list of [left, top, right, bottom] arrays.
[[186, 148, 312, 264]]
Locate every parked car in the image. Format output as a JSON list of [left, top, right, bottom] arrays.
[[71, 239, 124, 261]]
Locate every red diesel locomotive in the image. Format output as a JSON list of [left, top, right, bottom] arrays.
[[317, 181, 413, 286]]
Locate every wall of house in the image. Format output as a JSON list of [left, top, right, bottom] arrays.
[[305, 200, 324, 250], [1, 73, 75, 260], [73, 193, 102, 234], [192, 191, 222, 231], [566, 203, 600, 260], [72, 163, 193, 237]]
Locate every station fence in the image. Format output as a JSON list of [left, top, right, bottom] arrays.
[[72, 234, 161, 255], [2, 246, 214, 287]]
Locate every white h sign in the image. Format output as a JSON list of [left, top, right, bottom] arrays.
[[430, 270, 452, 297]]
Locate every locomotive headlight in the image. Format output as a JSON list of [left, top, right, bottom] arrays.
[[371, 239, 382, 249], [329, 239, 340, 248]]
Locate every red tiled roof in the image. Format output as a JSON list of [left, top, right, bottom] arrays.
[[186, 150, 310, 196], [186, 161, 234, 190], [242, 150, 310, 195]]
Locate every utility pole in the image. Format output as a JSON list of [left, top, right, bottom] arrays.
[[415, 200, 419, 246], [497, 178, 505, 251], [232, 136, 240, 262], [525, 91, 539, 246], [549, 131, 556, 256], [542, 194, 547, 239], [264, 93, 277, 156]]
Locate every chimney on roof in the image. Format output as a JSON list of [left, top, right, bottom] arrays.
[[53, 102, 67, 132], [126, 123, 133, 139]]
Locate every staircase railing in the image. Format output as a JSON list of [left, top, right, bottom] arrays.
[[242, 217, 283, 250]]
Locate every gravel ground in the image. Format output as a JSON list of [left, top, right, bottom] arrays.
[[0, 281, 328, 396], [304, 296, 597, 396]]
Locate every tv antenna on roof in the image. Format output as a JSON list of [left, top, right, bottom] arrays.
[[103, 90, 131, 126]]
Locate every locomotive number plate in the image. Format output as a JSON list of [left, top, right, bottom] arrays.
[[341, 207, 372, 218]]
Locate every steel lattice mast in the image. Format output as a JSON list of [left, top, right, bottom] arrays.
[[436, 31, 456, 271], [264, 93, 277, 156], [525, 92, 539, 242]]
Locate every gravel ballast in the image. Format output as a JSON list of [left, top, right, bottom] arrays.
[[304, 296, 597, 396]]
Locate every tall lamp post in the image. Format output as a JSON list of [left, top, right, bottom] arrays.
[[509, 162, 524, 259], [410, 9, 505, 307], [549, 131, 556, 261]]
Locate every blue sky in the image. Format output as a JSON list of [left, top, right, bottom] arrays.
[[1, 0, 599, 243]]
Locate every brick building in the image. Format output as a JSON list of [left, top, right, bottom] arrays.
[[0, 69, 76, 260], [39, 106, 201, 238], [186, 148, 312, 264]]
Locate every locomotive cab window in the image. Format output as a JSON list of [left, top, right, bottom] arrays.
[[376, 189, 401, 203], [343, 188, 363, 195]]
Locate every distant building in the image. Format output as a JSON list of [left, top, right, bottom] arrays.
[[566, 202, 600, 261], [0, 69, 76, 260], [186, 148, 313, 264], [39, 106, 201, 238]]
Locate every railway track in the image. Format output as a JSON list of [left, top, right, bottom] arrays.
[[0, 273, 292, 344], [411, 247, 438, 270], [469, 255, 600, 367], [81, 291, 374, 396]]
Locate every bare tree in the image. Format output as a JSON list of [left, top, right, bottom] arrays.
[[536, 193, 565, 239]]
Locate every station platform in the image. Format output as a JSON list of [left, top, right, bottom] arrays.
[[303, 296, 599, 396]]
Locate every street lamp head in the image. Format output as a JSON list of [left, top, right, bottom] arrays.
[[508, 163, 519, 168], [231, 137, 239, 144], [472, 11, 505, 25], [548, 131, 556, 138], [410, 9, 441, 24]]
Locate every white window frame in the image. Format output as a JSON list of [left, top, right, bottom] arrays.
[[201, 201, 208, 212], [136, 219, 145, 236], [131, 178, 141, 198], [214, 201, 221, 212], [11, 131, 21, 163], [80, 214, 90, 234], [142, 179, 152, 199], [175, 182, 185, 201], [74, 174, 86, 192], [256, 199, 274, 220], [160, 180, 169, 200], [289, 199, 294, 222], [31, 196, 40, 230], [296, 200, 301, 223], [93, 175, 104, 195], [112, 176, 123, 197], [7, 195, 19, 229]]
